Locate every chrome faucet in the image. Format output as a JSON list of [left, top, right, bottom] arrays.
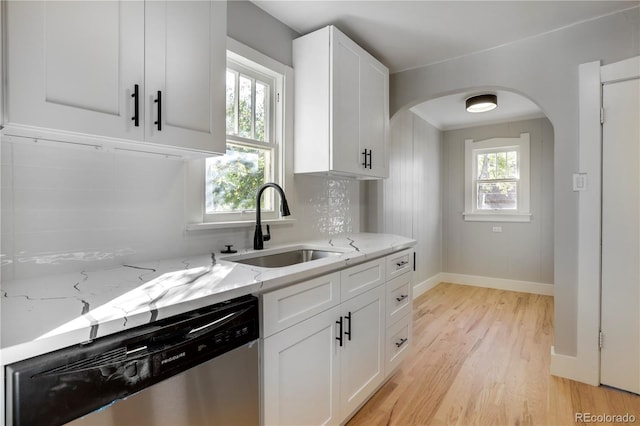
[[254, 183, 291, 250]]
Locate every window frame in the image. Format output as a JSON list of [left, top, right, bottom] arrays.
[[202, 44, 284, 224], [463, 133, 531, 222], [186, 38, 293, 230]]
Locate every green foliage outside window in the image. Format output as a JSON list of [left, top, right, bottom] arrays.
[[206, 145, 268, 212], [209, 68, 272, 214]]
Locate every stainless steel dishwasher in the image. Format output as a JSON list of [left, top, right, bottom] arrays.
[[5, 295, 259, 426]]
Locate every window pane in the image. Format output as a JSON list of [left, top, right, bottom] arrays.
[[487, 152, 497, 179], [255, 82, 267, 142], [226, 70, 237, 135], [497, 151, 507, 178], [477, 182, 517, 210], [477, 153, 488, 179], [238, 75, 253, 138], [206, 144, 272, 213], [507, 151, 518, 178]]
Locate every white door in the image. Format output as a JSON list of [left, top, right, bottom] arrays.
[[601, 76, 640, 394], [144, 0, 226, 154], [5, 1, 144, 140], [340, 285, 386, 420], [262, 306, 341, 426]]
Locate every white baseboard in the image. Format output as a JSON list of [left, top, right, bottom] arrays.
[[550, 346, 600, 386], [440, 272, 554, 296], [413, 273, 443, 299]]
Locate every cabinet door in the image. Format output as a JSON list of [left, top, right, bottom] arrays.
[[359, 56, 389, 178], [6, 1, 144, 140], [263, 306, 341, 426], [340, 285, 386, 420], [144, 0, 226, 154], [331, 29, 362, 176]]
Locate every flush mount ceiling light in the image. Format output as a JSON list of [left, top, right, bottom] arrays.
[[465, 94, 498, 113]]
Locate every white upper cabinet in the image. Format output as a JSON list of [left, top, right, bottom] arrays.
[[293, 26, 389, 179], [4, 0, 226, 155], [143, 1, 226, 153], [5, 1, 145, 141]]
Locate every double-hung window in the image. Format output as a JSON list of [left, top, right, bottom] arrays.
[[203, 44, 284, 223], [464, 133, 531, 222]]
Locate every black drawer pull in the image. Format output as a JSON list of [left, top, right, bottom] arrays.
[[395, 338, 408, 348], [154, 90, 162, 131], [396, 260, 409, 268], [344, 312, 352, 341], [395, 294, 408, 303], [131, 84, 139, 127]]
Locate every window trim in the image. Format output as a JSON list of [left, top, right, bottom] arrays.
[[463, 133, 531, 222], [185, 37, 294, 229]]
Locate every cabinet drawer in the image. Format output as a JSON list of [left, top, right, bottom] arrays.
[[385, 313, 412, 375], [387, 273, 412, 326], [262, 272, 341, 338], [386, 249, 413, 280], [340, 258, 385, 301]]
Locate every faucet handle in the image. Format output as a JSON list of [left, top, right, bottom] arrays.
[[263, 224, 271, 242]]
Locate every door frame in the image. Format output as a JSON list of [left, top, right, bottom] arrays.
[[560, 56, 640, 386]]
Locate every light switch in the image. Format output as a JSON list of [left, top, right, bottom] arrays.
[[492, 226, 502, 233]]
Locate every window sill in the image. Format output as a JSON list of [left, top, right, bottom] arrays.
[[186, 217, 297, 231], [463, 212, 531, 223]]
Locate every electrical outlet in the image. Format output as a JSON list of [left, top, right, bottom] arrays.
[[492, 226, 502, 233]]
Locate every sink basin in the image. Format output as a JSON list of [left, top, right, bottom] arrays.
[[228, 248, 343, 268]]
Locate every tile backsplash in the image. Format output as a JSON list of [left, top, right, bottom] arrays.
[[0, 139, 361, 281]]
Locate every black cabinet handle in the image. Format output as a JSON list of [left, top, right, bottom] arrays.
[[395, 294, 408, 303], [154, 90, 162, 131], [131, 84, 139, 127], [344, 312, 352, 341], [367, 150, 372, 169], [361, 149, 372, 169], [396, 260, 409, 268], [395, 338, 408, 348], [336, 317, 343, 347]]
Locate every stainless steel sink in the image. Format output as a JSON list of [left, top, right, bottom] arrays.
[[228, 248, 343, 268]]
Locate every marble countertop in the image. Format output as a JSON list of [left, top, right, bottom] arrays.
[[1, 233, 415, 365]]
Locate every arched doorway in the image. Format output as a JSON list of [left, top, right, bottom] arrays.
[[370, 88, 555, 298]]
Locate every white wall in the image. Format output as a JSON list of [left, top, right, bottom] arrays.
[[227, 1, 299, 67], [442, 118, 554, 285], [369, 110, 442, 293], [389, 6, 640, 358]]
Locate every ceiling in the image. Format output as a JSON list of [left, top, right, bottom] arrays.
[[410, 90, 545, 131], [252, 0, 639, 129]]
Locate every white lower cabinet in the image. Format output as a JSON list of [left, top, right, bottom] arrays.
[[385, 313, 412, 374], [263, 306, 341, 426], [339, 285, 386, 420], [261, 252, 413, 426]]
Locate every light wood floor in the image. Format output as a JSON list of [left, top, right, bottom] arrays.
[[347, 283, 640, 426]]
